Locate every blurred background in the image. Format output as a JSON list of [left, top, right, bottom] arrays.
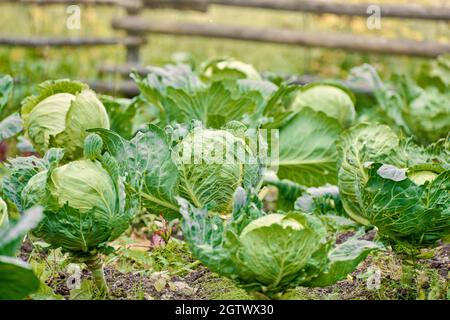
[[0, 0, 448, 100]]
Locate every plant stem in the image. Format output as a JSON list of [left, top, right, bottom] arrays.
[[84, 254, 109, 298]]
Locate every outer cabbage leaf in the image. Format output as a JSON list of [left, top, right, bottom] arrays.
[[0, 256, 41, 300], [277, 108, 342, 187], [132, 64, 281, 129], [303, 237, 381, 287], [418, 54, 450, 91], [0, 113, 22, 141], [354, 65, 450, 145], [0, 74, 13, 115], [399, 85, 450, 144], [92, 126, 182, 217], [178, 197, 235, 277], [100, 95, 139, 139], [2, 149, 63, 212], [161, 82, 261, 128], [0, 207, 43, 300]]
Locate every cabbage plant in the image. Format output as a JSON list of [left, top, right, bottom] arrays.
[[92, 122, 261, 218], [132, 62, 295, 129], [359, 163, 449, 245], [337, 123, 450, 246], [0, 205, 43, 300], [201, 58, 262, 82], [179, 188, 381, 299], [21, 80, 110, 160], [348, 65, 450, 144], [3, 144, 135, 295], [290, 83, 356, 127]]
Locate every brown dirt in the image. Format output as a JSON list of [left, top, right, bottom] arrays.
[[44, 266, 203, 300], [418, 243, 449, 278]]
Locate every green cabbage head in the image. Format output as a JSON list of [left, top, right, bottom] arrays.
[[399, 86, 450, 144], [291, 83, 356, 127], [17, 150, 131, 254], [337, 123, 450, 246], [172, 126, 260, 213], [21, 80, 110, 160], [179, 189, 381, 298], [201, 58, 262, 81], [3, 145, 134, 295], [357, 163, 450, 246], [91, 123, 261, 218]]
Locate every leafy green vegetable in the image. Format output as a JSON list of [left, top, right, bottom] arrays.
[[4, 145, 135, 295], [134, 71, 262, 128], [92, 122, 261, 218], [294, 185, 345, 216], [349, 65, 450, 145], [337, 123, 450, 246], [0, 75, 23, 142], [0, 113, 22, 142], [21, 80, 110, 160], [99, 95, 139, 140], [291, 83, 356, 127], [264, 175, 355, 230], [201, 58, 262, 82], [0, 206, 43, 300], [0, 74, 13, 115], [132, 62, 297, 129], [180, 188, 381, 298], [358, 163, 450, 246], [418, 54, 450, 91], [276, 108, 342, 187], [263, 173, 306, 211]]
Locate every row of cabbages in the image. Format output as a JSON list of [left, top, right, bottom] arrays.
[[0, 57, 449, 300]]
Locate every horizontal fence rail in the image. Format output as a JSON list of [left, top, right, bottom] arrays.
[[88, 79, 139, 96], [2, 0, 449, 21], [143, 0, 207, 11], [112, 18, 450, 57], [0, 0, 137, 6], [0, 0, 207, 11], [0, 36, 144, 47], [210, 0, 450, 21]]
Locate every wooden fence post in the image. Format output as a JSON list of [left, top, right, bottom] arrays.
[[123, 0, 143, 64]]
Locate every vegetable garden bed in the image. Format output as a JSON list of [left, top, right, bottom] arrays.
[[0, 55, 449, 301]]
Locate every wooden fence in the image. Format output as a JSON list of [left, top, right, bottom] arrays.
[[0, 0, 449, 95]]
